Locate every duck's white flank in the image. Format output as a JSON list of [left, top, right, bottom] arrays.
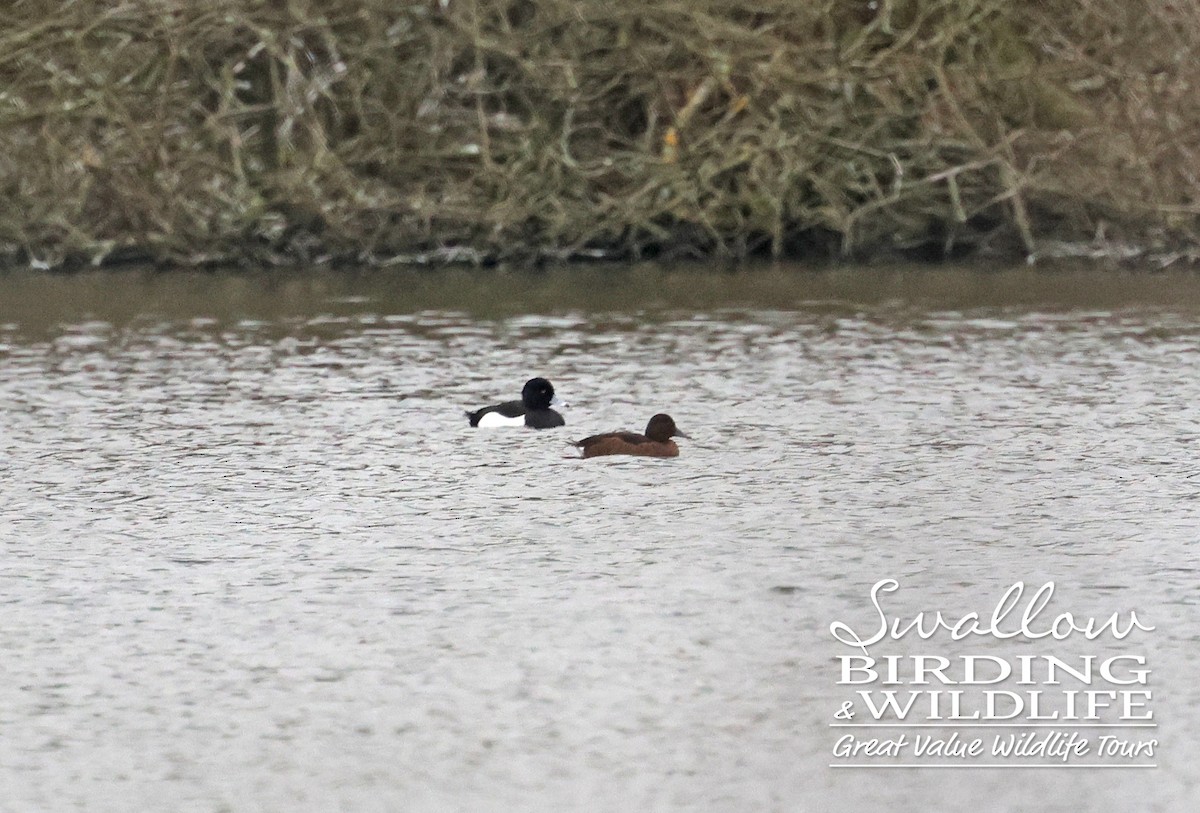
[[475, 411, 527, 428]]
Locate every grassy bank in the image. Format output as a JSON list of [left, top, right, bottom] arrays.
[[2, 0, 1198, 270]]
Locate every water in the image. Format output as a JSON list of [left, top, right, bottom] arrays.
[[1, 264, 1198, 811]]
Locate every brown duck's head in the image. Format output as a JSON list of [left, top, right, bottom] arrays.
[[645, 413, 689, 442]]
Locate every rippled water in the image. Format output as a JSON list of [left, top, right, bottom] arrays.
[[2, 265, 1198, 811]]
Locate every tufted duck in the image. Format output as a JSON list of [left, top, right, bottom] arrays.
[[467, 377, 565, 429]]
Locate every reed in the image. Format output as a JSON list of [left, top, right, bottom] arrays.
[[1, 0, 1196, 269]]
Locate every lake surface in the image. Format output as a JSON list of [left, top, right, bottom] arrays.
[[1, 264, 1198, 812]]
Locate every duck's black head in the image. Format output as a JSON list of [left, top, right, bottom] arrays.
[[521, 377, 556, 410]]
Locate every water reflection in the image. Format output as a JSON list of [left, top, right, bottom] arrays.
[[1, 264, 1197, 811]]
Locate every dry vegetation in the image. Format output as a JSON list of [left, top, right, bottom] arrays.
[[1, 0, 1198, 269]]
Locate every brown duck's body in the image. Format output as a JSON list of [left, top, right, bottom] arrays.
[[573, 414, 688, 459], [575, 432, 680, 458]]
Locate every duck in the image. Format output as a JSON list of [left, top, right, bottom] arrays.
[[466, 377, 565, 429], [572, 413, 689, 458]]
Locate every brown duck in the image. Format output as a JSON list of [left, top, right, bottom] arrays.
[[572, 414, 690, 458]]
